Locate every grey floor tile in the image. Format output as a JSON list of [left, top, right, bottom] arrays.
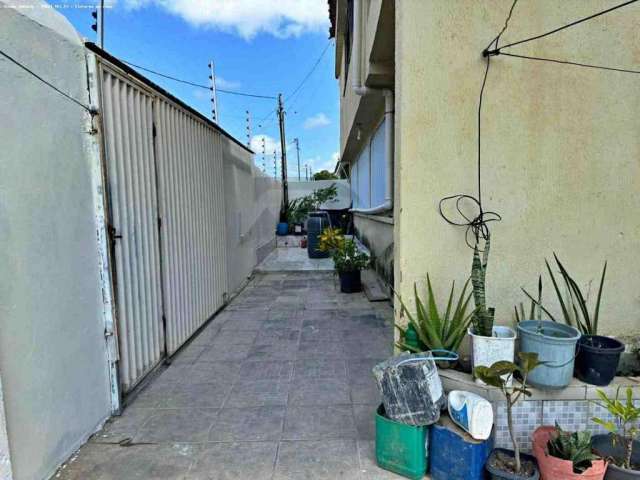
[[57, 443, 200, 480], [347, 358, 384, 381], [293, 359, 347, 379], [264, 316, 303, 330], [298, 341, 346, 359], [211, 329, 258, 345], [289, 377, 351, 406], [131, 383, 176, 409], [90, 407, 155, 443], [353, 404, 378, 440], [248, 342, 299, 361], [274, 440, 360, 480], [159, 382, 231, 409], [254, 328, 300, 345], [208, 405, 285, 442], [350, 378, 382, 405], [226, 379, 290, 407], [154, 364, 194, 386], [238, 360, 293, 381], [134, 409, 218, 443], [219, 318, 264, 331], [171, 344, 208, 365], [187, 361, 241, 384], [197, 343, 252, 362], [283, 405, 357, 440], [185, 442, 277, 480]]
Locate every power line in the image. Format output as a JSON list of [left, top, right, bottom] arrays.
[[499, 52, 640, 74], [121, 59, 276, 99], [0, 49, 92, 112], [285, 41, 333, 103]]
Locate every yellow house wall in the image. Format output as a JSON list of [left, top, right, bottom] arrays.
[[394, 0, 640, 337]]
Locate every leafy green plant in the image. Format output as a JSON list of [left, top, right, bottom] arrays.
[[547, 423, 598, 473], [394, 276, 474, 354], [475, 352, 542, 474], [591, 387, 640, 470], [330, 238, 369, 273], [522, 254, 607, 335], [285, 184, 338, 224], [318, 227, 345, 253], [471, 234, 494, 337]]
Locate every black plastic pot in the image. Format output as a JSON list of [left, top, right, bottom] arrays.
[[338, 270, 361, 293], [485, 449, 540, 480], [592, 434, 640, 479], [575, 335, 625, 386]]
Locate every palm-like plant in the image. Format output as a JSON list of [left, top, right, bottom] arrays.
[[521, 254, 607, 335], [395, 275, 474, 354]]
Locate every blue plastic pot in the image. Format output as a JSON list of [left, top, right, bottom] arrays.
[[276, 222, 289, 236], [517, 320, 581, 390]]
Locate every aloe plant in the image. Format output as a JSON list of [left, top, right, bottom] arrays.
[[395, 275, 474, 354], [522, 254, 607, 335], [471, 234, 494, 337], [475, 352, 542, 474], [547, 423, 598, 473], [591, 387, 639, 470]]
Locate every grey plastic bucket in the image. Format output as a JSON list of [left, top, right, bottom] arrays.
[[516, 320, 581, 390]]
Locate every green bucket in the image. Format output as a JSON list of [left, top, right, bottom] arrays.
[[375, 404, 429, 480]]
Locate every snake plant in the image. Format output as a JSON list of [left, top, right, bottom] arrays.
[[471, 234, 494, 337], [547, 423, 598, 474], [395, 275, 474, 354]]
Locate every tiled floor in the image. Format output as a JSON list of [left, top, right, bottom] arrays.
[[255, 247, 334, 272], [57, 272, 403, 480]]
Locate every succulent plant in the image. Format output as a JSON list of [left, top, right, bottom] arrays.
[[471, 234, 494, 337]]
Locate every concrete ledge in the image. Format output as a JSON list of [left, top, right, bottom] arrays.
[[440, 368, 640, 402], [353, 212, 394, 225]]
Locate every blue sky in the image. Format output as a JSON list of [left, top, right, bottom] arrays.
[[55, 0, 339, 179]]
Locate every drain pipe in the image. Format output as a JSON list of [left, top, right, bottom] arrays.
[[350, 0, 394, 215]]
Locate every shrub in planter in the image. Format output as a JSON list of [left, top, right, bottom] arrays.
[[532, 424, 606, 480], [475, 352, 542, 480], [394, 274, 473, 365], [319, 231, 369, 293], [591, 387, 640, 479], [520, 255, 624, 387], [468, 235, 517, 383]]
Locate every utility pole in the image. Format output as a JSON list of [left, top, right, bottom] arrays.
[[91, 1, 104, 48], [261, 137, 266, 173], [305, 164, 309, 181], [277, 93, 289, 206], [245, 110, 251, 148], [208, 60, 219, 123], [293, 138, 301, 181]]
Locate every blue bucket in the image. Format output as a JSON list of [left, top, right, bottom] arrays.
[[517, 320, 581, 390]]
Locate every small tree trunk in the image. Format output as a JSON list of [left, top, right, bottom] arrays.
[[506, 396, 521, 473], [624, 436, 633, 470]]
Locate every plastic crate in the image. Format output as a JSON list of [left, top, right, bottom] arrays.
[[375, 404, 429, 480]]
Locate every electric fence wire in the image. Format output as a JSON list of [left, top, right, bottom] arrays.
[[121, 59, 276, 99], [439, 0, 640, 249], [0, 49, 93, 113]]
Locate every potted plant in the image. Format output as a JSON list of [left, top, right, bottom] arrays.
[[394, 275, 474, 366], [520, 255, 623, 388], [532, 424, 606, 479], [330, 238, 369, 293], [475, 352, 542, 479], [468, 234, 517, 384], [591, 387, 640, 479]]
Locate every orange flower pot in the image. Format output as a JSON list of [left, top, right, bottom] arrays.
[[532, 426, 608, 480]]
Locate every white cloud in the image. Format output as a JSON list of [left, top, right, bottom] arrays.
[[122, 0, 329, 40], [250, 134, 280, 155], [215, 77, 241, 90], [303, 112, 330, 130], [304, 151, 338, 174]]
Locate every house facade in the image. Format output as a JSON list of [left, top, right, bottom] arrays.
[[330, 0, 640, 339]]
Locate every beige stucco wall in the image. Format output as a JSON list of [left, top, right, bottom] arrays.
[[394, 0, 640, 337]]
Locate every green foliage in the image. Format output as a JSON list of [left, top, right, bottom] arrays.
[[285, 184, 338, 224], [514, 275, 543, 323], [312, 170, 339, 180], [521, 254, 607, 335], [471, 235, 494, 337], [591, 387, 640, 469], [547, 423, 598, 473], [394, 276, 474, 354], [474, 352, 542, 474], [318, 227, 345, 253], [330, 239, 369, 273]]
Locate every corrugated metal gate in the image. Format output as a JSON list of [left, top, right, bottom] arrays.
[[98, 59, 230, 393], [100, 66, 164, 392]]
